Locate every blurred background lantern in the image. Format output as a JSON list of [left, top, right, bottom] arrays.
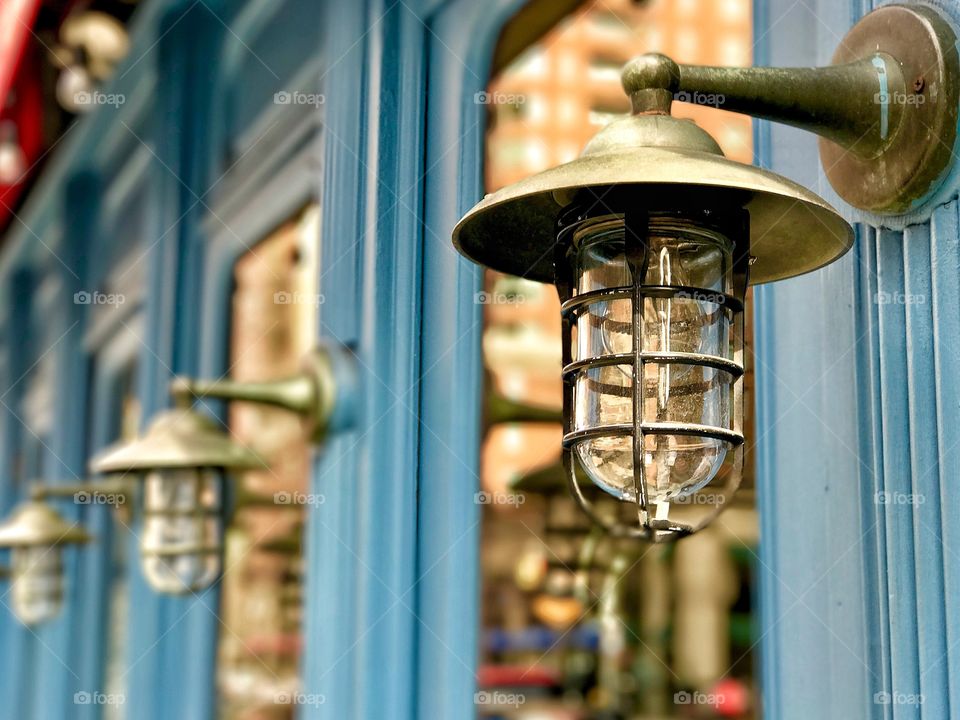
[[0, 500, 91, 624], [89, 407, 265, 594]]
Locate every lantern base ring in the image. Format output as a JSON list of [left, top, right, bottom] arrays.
[[563, 449, 692, 543]]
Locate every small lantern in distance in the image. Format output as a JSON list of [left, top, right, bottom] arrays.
[[89, 407, 265, 594], [0, 501, 91, 624]]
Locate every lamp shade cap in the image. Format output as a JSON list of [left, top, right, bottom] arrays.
[[0, 501, 92, 547], [453, 113, 853, 284], [89, 408, 267, 474]]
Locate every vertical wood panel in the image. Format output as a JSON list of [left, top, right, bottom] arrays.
[[352, 2, 424, 717], [855, 226, 894, 720], [929, 202, 960, 719], [417, 1, 528, 718], [758, 2, 960, 717], [752, 1, 939, 718], [0, 272, 38, 719], [903, 220, 949, 718], [875, 227, 922, 720], [302, 2, 365, 718], [32, 172, 96, 720]]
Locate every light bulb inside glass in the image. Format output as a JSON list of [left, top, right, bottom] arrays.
[[141, 468, 222, 594], [572, 217, 736, 505], [11, 545, 63, 625]]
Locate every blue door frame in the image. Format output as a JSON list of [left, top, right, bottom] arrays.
[[754, 1, 960, 718], [0, 0, 525, 718]]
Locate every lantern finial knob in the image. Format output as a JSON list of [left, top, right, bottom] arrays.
[[621, 53, 679, 115]]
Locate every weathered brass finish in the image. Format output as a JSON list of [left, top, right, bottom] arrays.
[[629, 54, 906, 158], [822, 5, 959, 213], [455, 5, 960, 281], [169, 347, 342, 444], [30, 479, 131, 504], [89, 407, 266, 474], [454, 102, 853, 285], [625, 5, 959, 213], [0, 501, 92, 547]]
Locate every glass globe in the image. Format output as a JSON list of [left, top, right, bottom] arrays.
[[141, 468, 222, 594], [571, 216, 737, 505], [11, 545, 64, 625]]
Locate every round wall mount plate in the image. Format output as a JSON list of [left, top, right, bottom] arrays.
[[821, 5, 960, 214]]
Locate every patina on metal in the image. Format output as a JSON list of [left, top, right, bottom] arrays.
[[633, 6, 959, 214], [0, 501, 92, 547], [455, 4, 960, 280], [453, 53, 854, 284], [821, 5, 959, 213], [636, 52, 907, 158], [629, 5, 958, 213], [168, 346, 343, 444]]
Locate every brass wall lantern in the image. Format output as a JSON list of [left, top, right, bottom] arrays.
[[454, 5, 956, 540], [510, 464, 589, 599], [0, 500, 91, 624], [28, 478, 131, 507], [90, 407, 264, 594], [89, 345, 354, 594]]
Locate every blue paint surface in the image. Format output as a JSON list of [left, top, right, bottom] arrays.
[[0, 0, 535, 717], [756, 1, 960, 719]]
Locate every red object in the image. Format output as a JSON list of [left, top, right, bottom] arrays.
[[0, 0, 42, 107], [477, 664, 561, 688], [710, 678, 751, 717], [0, 0, 44, 224]]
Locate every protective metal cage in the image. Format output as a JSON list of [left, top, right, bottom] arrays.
[[554, 198, 748, 542]]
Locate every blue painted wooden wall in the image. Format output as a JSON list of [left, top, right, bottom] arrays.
[[0, 0, 528, 718], [754, 1, 960, 718]]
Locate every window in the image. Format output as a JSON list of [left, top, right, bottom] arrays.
[[476, 1, 757, 716], [216, 205, 319, 718]]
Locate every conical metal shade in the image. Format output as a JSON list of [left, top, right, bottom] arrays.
[[0, 501, 91, 547], [453, 113, 854, 284], [89, 408, 267, 474]]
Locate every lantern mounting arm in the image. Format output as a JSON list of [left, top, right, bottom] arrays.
[[620, 3, 960, 216], [623, 52, 905, 158], [28, 478, 132, 502], [169, 345, 355, 444], [170, 373, 318, 417]]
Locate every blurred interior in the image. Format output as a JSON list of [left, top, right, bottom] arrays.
[[217, 205, 320, 719], [476, 1, 759, 717]]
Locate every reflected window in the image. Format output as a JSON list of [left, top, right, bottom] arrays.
[[478, 1, 757, 718], [216, 205, 319, 719]]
